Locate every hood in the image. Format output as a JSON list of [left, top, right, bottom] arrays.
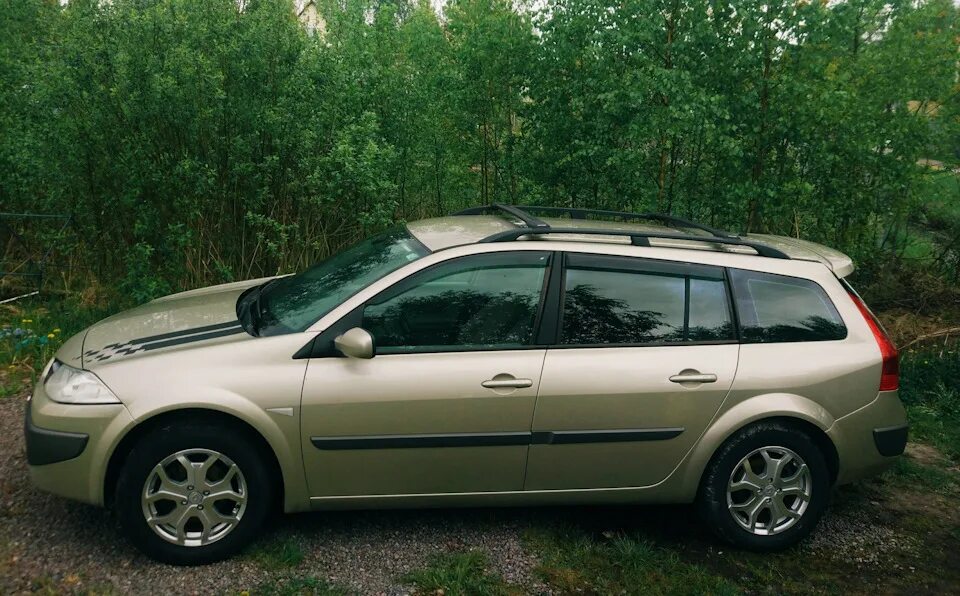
[[79, 279, 266, 368]]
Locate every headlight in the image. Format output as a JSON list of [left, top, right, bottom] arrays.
[[44, 360, 120, 405]]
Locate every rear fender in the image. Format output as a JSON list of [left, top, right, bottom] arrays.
[[675, 392, 836, 498]]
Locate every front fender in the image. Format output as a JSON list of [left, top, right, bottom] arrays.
[[93, 332, 313, 512], [117, 391, 310, 513]]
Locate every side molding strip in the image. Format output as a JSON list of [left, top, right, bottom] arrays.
[[311, 432, 531, 450], [310, 428, 684, 450], [531, 428, 685, 444]]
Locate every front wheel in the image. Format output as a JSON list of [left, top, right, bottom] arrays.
[[697, 421, 831, 551], [115, 421, 275, 565]]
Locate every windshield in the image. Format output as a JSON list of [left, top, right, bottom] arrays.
[[253, 227, 430, 335]]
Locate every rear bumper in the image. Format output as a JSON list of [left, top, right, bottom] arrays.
[[829, 390, 908, 485], [873, 424, 908, 457]]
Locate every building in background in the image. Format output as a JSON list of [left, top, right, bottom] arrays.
[[294, 0, 325, 36]]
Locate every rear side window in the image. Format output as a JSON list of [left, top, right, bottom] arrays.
[[560, 254, 735, 345], [729, 269, 846, 343]]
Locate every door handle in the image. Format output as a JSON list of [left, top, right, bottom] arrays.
[[669, 372, 718, 384], [482, 377, 533, 389]]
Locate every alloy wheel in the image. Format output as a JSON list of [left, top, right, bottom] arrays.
[[726, 446, 812, 536], [141, 448, 247, 547]]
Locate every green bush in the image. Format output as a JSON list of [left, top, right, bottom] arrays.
[[1, 0, 957, 297]]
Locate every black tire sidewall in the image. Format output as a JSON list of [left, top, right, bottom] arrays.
[[698, 423, 830, 551], [115, 421, 274, 565]]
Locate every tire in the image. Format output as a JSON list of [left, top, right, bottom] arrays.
[[697, 421, 830, 551], [115, 420, 275, 565]]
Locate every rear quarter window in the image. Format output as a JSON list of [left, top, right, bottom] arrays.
[[729, 269, 846, 343]]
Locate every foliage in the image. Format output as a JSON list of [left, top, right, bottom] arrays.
[[0, 0, 957, 299], [0, 297, 114, 396]]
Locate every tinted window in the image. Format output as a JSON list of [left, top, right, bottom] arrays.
[[689, 278, 737, 341], [730, 269, 846, 343], [362, 252, 549, 353], [560, 255, 734, 345]]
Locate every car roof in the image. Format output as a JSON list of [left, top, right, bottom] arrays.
[[406, 213, 854, 277]]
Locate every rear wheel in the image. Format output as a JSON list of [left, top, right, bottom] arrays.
[[697, 421, 830, 551], [115, 421, 274, 565]]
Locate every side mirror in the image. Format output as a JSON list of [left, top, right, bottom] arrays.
[[334, 327, 375, 359]]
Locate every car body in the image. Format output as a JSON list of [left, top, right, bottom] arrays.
[[25, 205, 907, 563]]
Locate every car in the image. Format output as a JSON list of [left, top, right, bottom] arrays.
[[25, 204, 907, 565]]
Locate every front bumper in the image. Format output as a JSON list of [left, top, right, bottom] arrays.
[[26, 381, 133, 506], [25, 407, 89, 465], [829, 390, 908, 485]]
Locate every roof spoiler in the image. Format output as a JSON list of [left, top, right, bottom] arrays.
[[745, 234, 855, 277]]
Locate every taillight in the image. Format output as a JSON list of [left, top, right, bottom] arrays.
[[848, 291, 899, 391]]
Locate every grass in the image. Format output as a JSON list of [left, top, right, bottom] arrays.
[[245, 576, 351, 596], [526, 526, 738, 595], [899, 345, 960, 463], [905, 403, 960, 462], [245, 535, 306, 571], [403, 551, 519, 596], [887, 456, 960, 495]]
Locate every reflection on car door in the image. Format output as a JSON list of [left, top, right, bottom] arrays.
[[525, 253, 740, 490], [300, 251, 552, 497]]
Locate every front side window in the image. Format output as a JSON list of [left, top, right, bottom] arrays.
[[362, 252, 550, 353], [729, 269, 846, 343], [255, 227, 430, 335], [560, 254, 735, 345]]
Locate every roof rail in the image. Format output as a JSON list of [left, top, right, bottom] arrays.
[[480, 226, 791, 259], [452, 204, 790, 259], [454, 204, 550, 230], [511, 205, 737, 239]]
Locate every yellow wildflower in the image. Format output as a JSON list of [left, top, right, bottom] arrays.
[[47, 333, 55, 339]]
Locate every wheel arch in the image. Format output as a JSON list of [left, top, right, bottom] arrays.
[[678, 393, 841, 499], [698, 416, 840, 492], [104, 408, 288, 511]]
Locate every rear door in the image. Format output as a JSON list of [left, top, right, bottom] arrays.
[[525, 253, 740, 490]]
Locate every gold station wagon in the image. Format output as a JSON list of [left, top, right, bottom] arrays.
[[25, 205, 907, 565]]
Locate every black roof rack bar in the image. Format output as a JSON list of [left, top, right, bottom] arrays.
[[512, 205, 737, 239], [454, 204, 550, 230], [478, 227, 791, 259]]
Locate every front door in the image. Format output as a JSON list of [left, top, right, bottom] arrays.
[[525, 252, 740, 490], [300, 251, 552, 497]]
